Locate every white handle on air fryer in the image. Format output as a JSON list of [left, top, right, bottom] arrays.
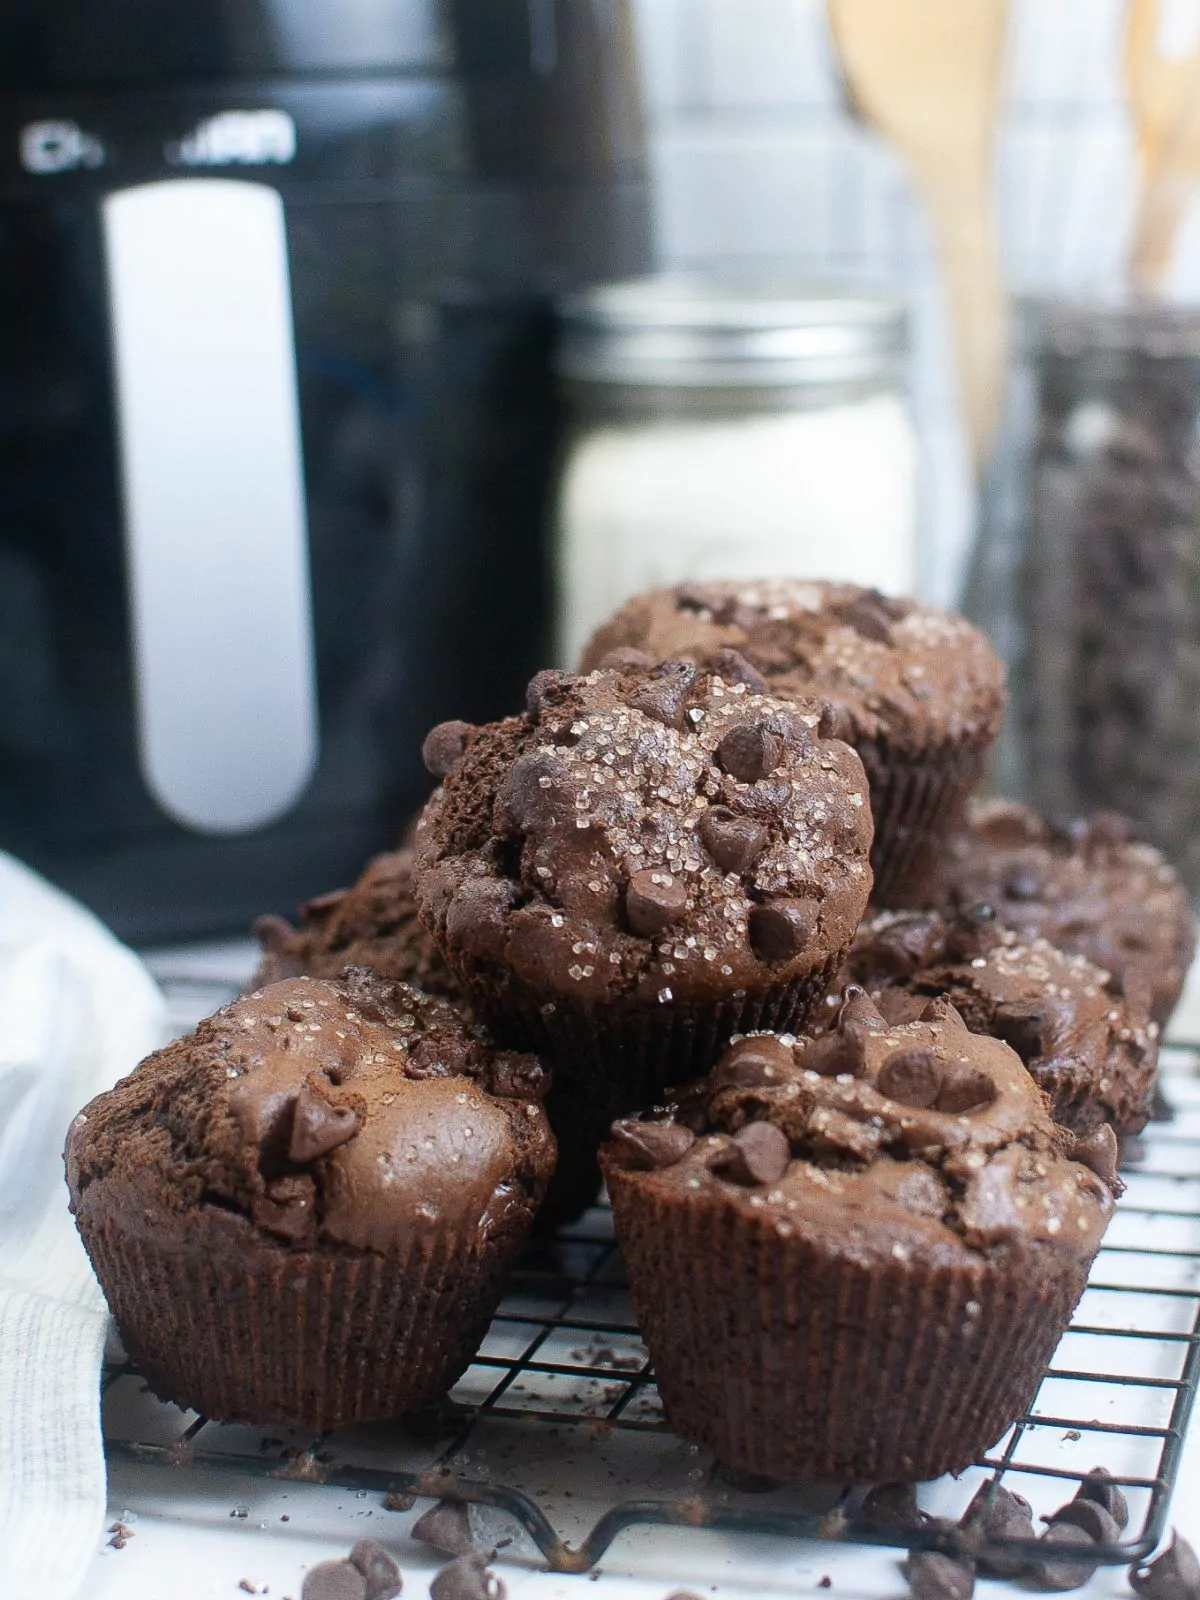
[[103, 177, 318, 835]]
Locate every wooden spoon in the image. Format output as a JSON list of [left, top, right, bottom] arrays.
[[1125, 0, 1200, 293], [827, 0, 1009, 468]]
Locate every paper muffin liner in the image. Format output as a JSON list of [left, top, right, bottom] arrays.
[[456, 954, 846, 1120], [858, 734, 993, 908], [77, 1202, 533, 1430], [606, 1167, 1093, 1485]]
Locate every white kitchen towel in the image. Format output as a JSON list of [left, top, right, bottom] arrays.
[[0, 854, 167, 1599]]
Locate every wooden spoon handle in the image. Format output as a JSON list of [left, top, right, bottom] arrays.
[[923, 179, 1009, 465]]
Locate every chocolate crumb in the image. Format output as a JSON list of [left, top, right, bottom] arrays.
[[1047, 1499, 1120, 1545]]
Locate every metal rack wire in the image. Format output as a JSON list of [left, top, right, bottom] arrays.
[[102, 963, 1200, 1577]]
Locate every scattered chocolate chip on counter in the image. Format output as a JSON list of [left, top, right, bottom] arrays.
[[902, 1549, 975, 1600], [411, 1500, 475, 1558], [1029, 1520, 1103, 1591], [960, 1482, 1034, 1578], [428, 1551, 505, 1600], [1130, 1532, 1200, 1600], [860, 1482, 924, 1529], [1077, 1465, 1130, 1530], [302, 1561, 367, 1600], [349, 1538, 403, 1600]]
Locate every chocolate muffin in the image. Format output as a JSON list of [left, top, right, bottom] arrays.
[[66, 971, 555, 1430], [931, 801, 1195, 1025], [251, 849, 458, 998], [414, 660, 873, 1116], [602, 990, 1117, 1484], [824, 906, 1161, 1136], [580, 580, 1007, 905]]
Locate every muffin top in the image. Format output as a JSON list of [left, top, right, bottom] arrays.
[[602, 988, 1117, 1266], [826, 906, 1159, 1136], [931, 800, 1194, 1024], [579, 580, 1006, 752], [413, 661, 874, 1005], [66, 971, 553, 1254], [251, 849, 460, 999]]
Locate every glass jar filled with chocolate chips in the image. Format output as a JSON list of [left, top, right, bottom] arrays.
[[999, 301, 1200, 896]]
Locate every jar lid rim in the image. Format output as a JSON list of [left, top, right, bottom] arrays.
[[555, 274, 909, 386]]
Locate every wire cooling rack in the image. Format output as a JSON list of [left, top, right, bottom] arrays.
[[102, 959, 1200, 1578]]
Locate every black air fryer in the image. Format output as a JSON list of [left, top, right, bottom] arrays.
[[0, 0, 649, 940]]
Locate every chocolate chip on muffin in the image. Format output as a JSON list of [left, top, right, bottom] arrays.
[[931, 800, 1194, 1026], [413, 659, 873, 1114], [601, 989, 1116, 1485], [66, 971, 554, 1430], [580, 580, 1006, 905], [829, 905, 1159, 1138]]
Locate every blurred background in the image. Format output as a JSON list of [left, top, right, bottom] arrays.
[[5, 0, 1200, 938]]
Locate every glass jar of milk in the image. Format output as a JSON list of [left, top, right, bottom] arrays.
[[552, 277, 918, 668]]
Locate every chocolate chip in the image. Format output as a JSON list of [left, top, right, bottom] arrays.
[[500, 752, 573, 831], [411, 1500, 475, 1557], [717, 721, 783, 783], [817, 701, 854, 742], [1130, 1532, 1200, 1600], [302, 1562, 368, 1600], [749, 899, 817, 962], [718, 1120, 790, 1185], [699, 806, 769, 874], [833, 595, 896, 644], [524, 668, 570, 719], [803, 1030, 866, 1077], [712, 1034, 794, 1089], [1029, 1522, 1101, 1590], [625, 869, 687, 938], [877, 1048, 942, 1108], [627, 661, 696, 728], [1046, 1500, 1120, 1545], [610, 1118, 696, 1170], [1071, 1124, 1120, 1189], [708, 647, 767, 694], [1076, 1467, 1129, 1530], [349, 1539, 403, 1600], [289, 1082, 359, 1163], [838, 984, 888, 1034], [596, 646, 653, 670], [421, 721, 472, 777], [935, 1064, 997, 1115], [429, 1552, 505, 1600], [251, 1174, 317, 1244], [963, 1482, 1035, 1578], [861, 1482, 923, 1529], [901, 1550, 975, 1600]]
